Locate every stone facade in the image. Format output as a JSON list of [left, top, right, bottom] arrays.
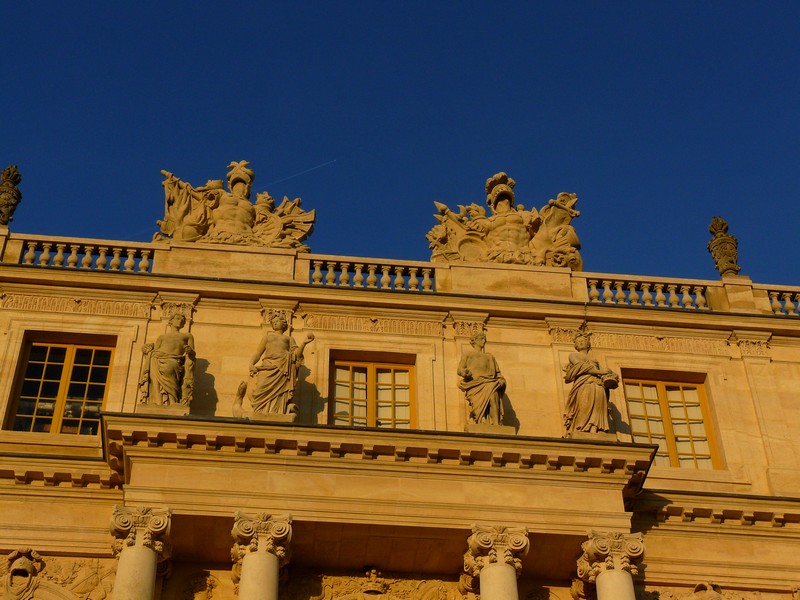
[[1, 167, 799, 600]]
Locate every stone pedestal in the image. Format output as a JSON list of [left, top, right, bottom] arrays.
[[231, 512, 292, 600], [576, 530, 644, 600], [463, 524, 529, 600], [464, 423, 516, 435], [110, 506, 171, 600]]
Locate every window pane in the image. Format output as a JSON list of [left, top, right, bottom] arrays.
[[395, 370, 409, 385], [643, 385, 658, 400], [74, 348, 93, 365], [352, 368, 367, 383], [376, 385, 392, 401], [353, 383, 367, 400], [394, 387, 409, 402], [376, 369, 392, 384], [89, 366, 109, 384], [645, 401, 662, 417]]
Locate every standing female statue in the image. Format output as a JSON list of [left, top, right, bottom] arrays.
[[563, 333, 618, 436]]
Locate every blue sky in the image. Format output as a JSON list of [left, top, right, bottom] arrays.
[[4, 2, 799, 285]]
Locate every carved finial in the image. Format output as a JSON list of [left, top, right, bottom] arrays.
[[707, 216, 741, 277], [0, 165, 23, 225]]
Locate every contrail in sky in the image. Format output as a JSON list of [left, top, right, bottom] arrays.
[[258, 159, 338, 190]]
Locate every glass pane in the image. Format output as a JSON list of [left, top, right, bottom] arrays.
[[653, 454, 671, 467], [672, 422, 689, 436], [678, 455, 696, 467], [33, 418, 52, 433], [643, 385, 658, 400], [40, 381, 59, 398], [685, 404, 702, 419], [696, 456, 713, 470], [682, 387, 699, 402], [60, 419, 80, 434], [352, 400, 367, 417], [64, 401, 84, 418], [376, 369, 392, 384], [74, 348, 93, 365], [12, 416, 33, 432], [29, 345, 48, 362], [37, 400, 55, 415], [694, 439, 710, 454], [334, 383, 350, 399], [395, 370, 409, 385], [68, 383, 87, 398], [83, 403, 102, 417], [394, 387, 409, 402], [352, 368, 367, 383], [21, 380, 40, 397], [376, 385, 392, 401], [16, 398, 36, 415], [395, 403, 410, 420], [353, 383, 367, 400], [44, 364, 63, 380], [71, 365, 90, 383], [645, 401, 662, 417], [669, 402, 685, 419], [690, 422, 707, 436], [649, 419, 664, 434], [87, 384, 105, 401], [627, 400, 644, 416], [89, 366, 109, 384], [335, 366, 349, 380], [629, 416, 648, 435], [25, 362, 44, 379], [94, 350, 111, 366], [624, 383, 640, 397], [675, 439, 693, 453], [376, 402, 393, 420], [48, 347, 67, 362]]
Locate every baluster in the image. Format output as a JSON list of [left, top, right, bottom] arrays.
[[654, 284, 667, 307], [23, 241, 37, 265], [53, 244, 66, 267], [110, 248, 122, 271], [641, 283, 653, 307], [366, 265, 378, 288], [311, 260, 323, 285], [339, 263, 350, 287], [353, 264, 365, 288], [325, 261, 337, 286], [795, 293, 800, 316], [68, 245, 80, 268], [124, 250, 136, 272], [667, 284, 679, 307], [680, 285, 695, 309], [393, 266, 405, 290], [408, 267, 420, 291], [81, 246, 94, 269], [380, 266, 391, 288], [615, 281, 627, 304], [39, 243, 53, 266], [601, 280, 614, 304], [588, 280, 600, 303], [627, 282, 641, 306], [138, 250, 150, 272], [96, 247, 109, 270], [694, 286, 708, 310], [421, 268, 433, 292], [782, 293, 797, 316], [769, 292, 782, 314]]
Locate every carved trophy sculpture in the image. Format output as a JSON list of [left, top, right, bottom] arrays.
[[563, 332, 619, 437], [233, 310, 314, 421], [0, 165, 22, 225], [458, 331, 507, 427], [154, 160, 316, 250], [426, 172, 582, 270], [707, 216, 741, 277], [139, 313, 196, 411]]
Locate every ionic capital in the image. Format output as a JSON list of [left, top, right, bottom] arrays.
[[463, 524, 530, 578], [110, 505, 172, 561], [576, 530, 644, 583], [231, 512, 292, 567]]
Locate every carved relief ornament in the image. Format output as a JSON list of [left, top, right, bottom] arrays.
[[707, 217, 740, 277], [463, 524, 530, 578], [305, 314, 444, 337], [576, 530, 644, 584], [0, 293, 151, 318], [110, 506, 171, 561]]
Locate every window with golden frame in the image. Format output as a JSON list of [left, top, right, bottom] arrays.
[[623, 378, 720, 469], [6, 341, 114, 435], [330, 360, 415, 429]]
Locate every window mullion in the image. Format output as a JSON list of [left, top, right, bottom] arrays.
[[367, 364, 377, 427], [656, 381, 679, 467], [51, 345, 75, 434]]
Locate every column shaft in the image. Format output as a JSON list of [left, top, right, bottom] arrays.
[[595, 569, 636, 600], [479, 562, 519, 600], [238, 550, 279, 600], [113, 546, 158, 600]]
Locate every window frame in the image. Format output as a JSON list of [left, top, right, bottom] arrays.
[[5, 335, 115, 436], [622, 376, 721, 469], [328, 354, 416, 429]]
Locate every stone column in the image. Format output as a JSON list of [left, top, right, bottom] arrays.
[[463, 524, 529, 600], [576, 530, 644, 600], [110, 506, 172, 600], [231, 512, 292, 600]]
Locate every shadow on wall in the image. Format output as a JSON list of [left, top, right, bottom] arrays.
[[190, 358, 219, 417], [295, 365, 325, 424], [502, 393, 520, 433]]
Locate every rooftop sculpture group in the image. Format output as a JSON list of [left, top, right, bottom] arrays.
[[154, 160, 316, 250], [427, 172, 583, 270]]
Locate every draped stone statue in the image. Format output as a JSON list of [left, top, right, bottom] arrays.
[[563, 333, 618, 437], [234, 311, 314, 419], [154, 161, 315, 250], [458, 331, 506, 426], [139, 313, 195, 407], [427, 172, 582, 270]]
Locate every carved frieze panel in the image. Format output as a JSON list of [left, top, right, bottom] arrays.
[[281, 569, 461, 600], [0, 293, 151, 318], [548, 326, 732, 357], [305, 314, 443, 337]]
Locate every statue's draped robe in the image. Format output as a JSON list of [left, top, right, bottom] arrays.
[[564, 353, 608, 434], [250, 337, 299, 414], [459, 355, 506, 424], [149, 350, 184, 405]]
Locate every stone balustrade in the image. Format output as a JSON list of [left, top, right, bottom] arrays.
[[9, 235, 156, 274], [760, 286, 800, 316], [583, 275, 714, 310], [307, 255, 435, 292]]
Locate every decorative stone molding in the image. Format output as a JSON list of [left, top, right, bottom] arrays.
[[727, 332, 771, 358], [2, 548, 44, 600], [463, 524, 530, 578], [549, 326, 579, 345], [110, 506, 172, 561], [0, 293, 151, 318], [576, 530, 644, 583], [230, 512, 292, 585], [282, 569, 460, 600], [304, 313, 444, 337]]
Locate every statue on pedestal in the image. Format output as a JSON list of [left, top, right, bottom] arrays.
[[563, 333, 618, 437], [139, 313, 195, 407], [234, 311, 314, 418], [0, 165, 22, 226], [458, 331, 506, 425]]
